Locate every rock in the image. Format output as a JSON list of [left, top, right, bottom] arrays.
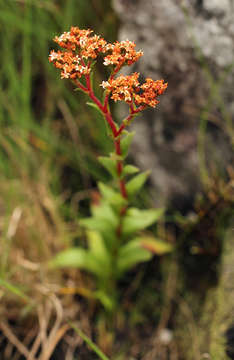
[[112, 0, 234, 211]]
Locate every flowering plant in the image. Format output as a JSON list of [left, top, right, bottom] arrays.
[[49, 27, 170, 311]]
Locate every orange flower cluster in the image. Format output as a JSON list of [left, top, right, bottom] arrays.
[[53, 27, 107, 59], [101, 74, 168, 108], [49, 27, 144, 80], [103, 40, 143, 68], [49, 50, 90, 79], [49, 27, 107, 79], [49, 26, 167, 109], [135, 79, 168, 108], [101, 73, 140, 103]]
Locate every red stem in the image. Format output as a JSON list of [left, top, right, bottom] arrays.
[[73, 79, 88, 93], [116, 113, 134, 136], [115, 138, 127, 199], [80, 73, 128, 200], [115, 107, 142, 137], [84, 74, 118, 137]]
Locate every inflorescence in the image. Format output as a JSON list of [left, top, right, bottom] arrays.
[[49, 26, 167, 110]]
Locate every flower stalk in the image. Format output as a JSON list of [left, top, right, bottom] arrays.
[[49, 26, 169, 312]]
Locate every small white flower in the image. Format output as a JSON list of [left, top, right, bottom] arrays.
[[79, 37, 87, 47], [49, 51, 58, 61], [80, 66, 89, 74], [61, 69, 70, 79], [58, 31, 70, 42], [100, 81, 110, 89], [103, 59, 111, 66]]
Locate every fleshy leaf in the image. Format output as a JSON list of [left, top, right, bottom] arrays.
[[120, 131, 135, 158], [86, 231, 112, 274], [87, 230, 109, 258], [98, 156, 117, 178], [122, 165, 139, 177], [49, 247, 102, 275], [141, 237, 173, 255], [80, 217, 117, 249], [91, 202, 118, 229], [109, 152, 123, 161], [98, 182, 127, 209], [98, 182, 118, 199], [95, 291, 116, 312], [117, 239, 152, 275], [80, 217, 113, 234], [122, 207, 164, 235], [126, 171, 150, 197]]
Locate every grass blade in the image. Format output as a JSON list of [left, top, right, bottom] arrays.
[[68, 321, 110, 360]]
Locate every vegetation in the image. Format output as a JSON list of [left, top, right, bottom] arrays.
[[0, 1, 233, 359]]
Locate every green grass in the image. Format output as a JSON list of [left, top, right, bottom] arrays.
[[0, 2, 233, 359], [0, 3, 119, 357], [0, 0, 118, 307], [0, 0, 117, 182]]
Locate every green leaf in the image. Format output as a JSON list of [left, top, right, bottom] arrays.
[[140, 237, 173, 255], [122, 208, 164, 235], [80, 217, 117, 249], [98, 156, 117, 178], [80, 217, 113, 233], [117, 239, 152, 275], [91, 202, 118, 229], [86, 230, 109, 259], [120, 131, 135, 158], [98, 182, 117, 199], [86, 231, 112, 274], [126, 171, 150, 197], [49, 247, 88, 268], [95, 291, 115, 312], [109, 152, 123, 161], [98, 182, 127, 209], [49, 247, 102, 275], [86, 101, 104, 117], [122, 164, 139, 177]]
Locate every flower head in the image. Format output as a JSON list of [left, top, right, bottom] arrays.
[[101, 73, 140, 103], [53, 27, 107, 58], [103, 40, 143, 68], [49, 49, 90, 79], [135, 79, 168, 108], [49, 27, 167, 111], [101, 74, 167, 108], [49, 26, 107, 79]]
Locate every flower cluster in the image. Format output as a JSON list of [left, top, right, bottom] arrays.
[[135, 79, 168, 108], [101, 74, 167, 108], [103, 40, 143, 68], [49, 26, 167, 109], [49, 50, 91, 79], [53, 27, 107, 59], [49, 27, 107, 79], [49, 27, 144, 80], [101, 73, 140, 103]]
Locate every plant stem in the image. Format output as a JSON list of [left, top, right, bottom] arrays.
[[75, 74, 128, 205], [114, 138, 127, 199], [80, 74, 128, 200]]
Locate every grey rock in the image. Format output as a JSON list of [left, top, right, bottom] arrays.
[[112, 0, 234, 210]]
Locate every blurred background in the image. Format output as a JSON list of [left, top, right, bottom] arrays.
[[0, 0, 233, 359]]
